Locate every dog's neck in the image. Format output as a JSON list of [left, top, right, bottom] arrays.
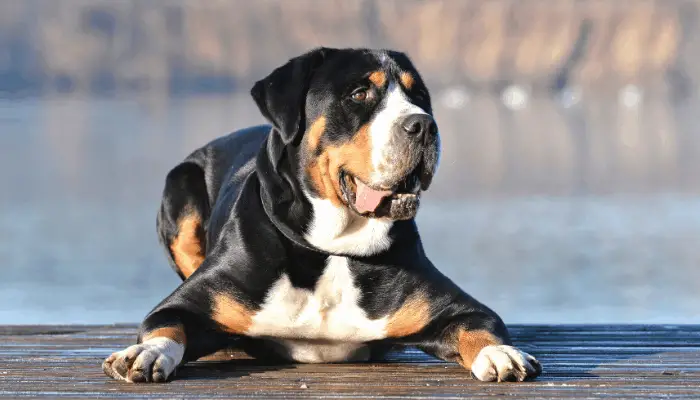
[[256, 131, 397, 257], [303, 196, 394, 257], [256, 132, 317, 252]]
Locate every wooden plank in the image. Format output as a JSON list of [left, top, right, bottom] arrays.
[[0, 325, 698, 399]]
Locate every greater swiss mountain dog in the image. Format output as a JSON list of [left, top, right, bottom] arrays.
[[102, 47, 542, 384]]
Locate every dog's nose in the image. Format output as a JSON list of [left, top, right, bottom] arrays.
[[400, 114, 437, 138]]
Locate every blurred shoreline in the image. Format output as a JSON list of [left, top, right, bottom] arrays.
[[1, 0, 698, 99]]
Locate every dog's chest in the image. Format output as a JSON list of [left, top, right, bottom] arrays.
[[246, 256, 386, 362]]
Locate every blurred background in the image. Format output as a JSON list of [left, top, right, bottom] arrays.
[[1, 0, 699, 325]]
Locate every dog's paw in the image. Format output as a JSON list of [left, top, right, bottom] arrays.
[[470, 345, 542, 382], [102, 338, 184, 383]]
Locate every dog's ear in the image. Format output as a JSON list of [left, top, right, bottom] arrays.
[[251, 47, 336, 145]]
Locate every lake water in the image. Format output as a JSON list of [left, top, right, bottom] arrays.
[[1, 93, 699, 325]]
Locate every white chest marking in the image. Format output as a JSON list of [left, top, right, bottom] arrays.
[[247, 256, 388, 362], [248, 256, 387, 341], [304, 196, 393, 256], [267, 339, 372, 364]]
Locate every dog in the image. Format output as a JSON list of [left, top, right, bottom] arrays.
[[102, 47, 542, 384]]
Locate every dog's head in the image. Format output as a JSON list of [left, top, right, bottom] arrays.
[[252, 47, 440, 221]]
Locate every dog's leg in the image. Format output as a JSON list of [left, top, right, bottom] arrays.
[[102, 308, 232, 383], [414, 309, 542, 382], [157, 161, 210, 281], [102, 322, 188, 383], [102, 274, 246, 383]]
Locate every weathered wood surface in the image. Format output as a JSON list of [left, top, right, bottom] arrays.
[[0, 325, 698, 399]]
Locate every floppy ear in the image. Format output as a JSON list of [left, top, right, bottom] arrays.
[[251, 47, 336, 145]]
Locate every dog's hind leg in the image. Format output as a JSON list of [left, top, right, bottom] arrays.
[[156, 161, 210, 280]]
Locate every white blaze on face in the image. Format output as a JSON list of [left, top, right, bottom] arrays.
[[368, 82, 429, 186]]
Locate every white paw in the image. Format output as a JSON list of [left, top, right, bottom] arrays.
[[471, 345, 542, 382], [102, 338, 184, 383]]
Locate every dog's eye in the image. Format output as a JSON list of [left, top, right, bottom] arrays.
[[350, 89, 369, 102]]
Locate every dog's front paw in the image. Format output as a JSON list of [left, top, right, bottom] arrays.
[[102, 338, 184, 383], [470, 345, 542, 382]]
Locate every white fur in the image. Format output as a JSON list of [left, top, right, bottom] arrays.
[[375, 51, 391, 65], [247, 256, 389, 362], [368, 83, 429, 185], [104, 337, 184, 383], [304, 196, 393, 256], [471, 345, 540, 382], [269, 339, 371, 364]]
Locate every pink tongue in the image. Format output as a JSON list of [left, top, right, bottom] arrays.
[[354, 180, 393, 213]]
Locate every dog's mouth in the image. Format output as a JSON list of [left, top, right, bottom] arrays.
[[339, 167, 424, 220]]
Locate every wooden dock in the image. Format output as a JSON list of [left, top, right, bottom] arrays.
[[1, 325, 698, 399]]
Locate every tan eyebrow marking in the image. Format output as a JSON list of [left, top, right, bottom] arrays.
[[369, 71, 387, 88], [400, 71, 415, 90]]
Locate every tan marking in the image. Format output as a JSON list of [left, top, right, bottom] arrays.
[[305, 115, 341, 205], [170, 212, 205, 279], [385, 293, 431, 337], [456, 329, 503, 370], [306, 123, 374, 207], [307, 152, 343, 207], [143, 325, 186, 345], [305, 116, 326, 153], [211, 293, 254, 334], [400, 72, 415, 90], [368, 71, 387, 88], [327, 123, 373, 183]]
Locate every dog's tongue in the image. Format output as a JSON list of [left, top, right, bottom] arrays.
[[354, 180, 393, 213]]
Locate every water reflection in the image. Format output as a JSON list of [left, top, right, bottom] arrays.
[[0, 93, 698, 324]]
